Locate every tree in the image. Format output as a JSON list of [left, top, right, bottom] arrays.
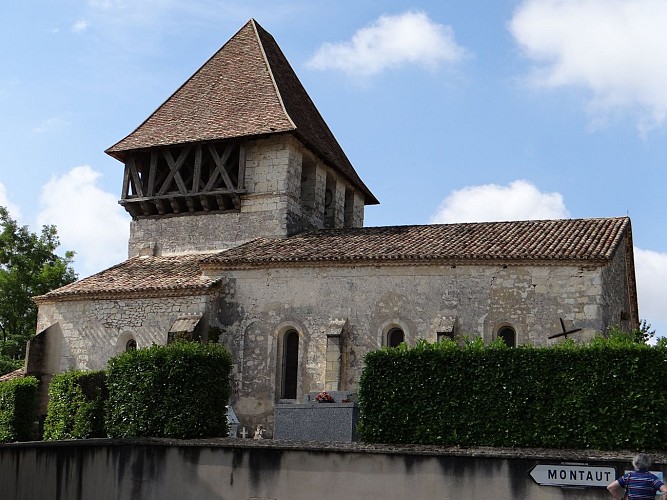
[[606, 319, 656, 345], [0, 207, 76, 371]]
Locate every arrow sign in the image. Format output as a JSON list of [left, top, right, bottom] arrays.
[[529, 464, 616, 487]]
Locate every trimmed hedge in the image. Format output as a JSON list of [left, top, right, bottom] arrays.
[[43, 370, 107, 440], [0, 376, 38, 442], [106, 341, 233, 439], [357, 337, 667, 449]]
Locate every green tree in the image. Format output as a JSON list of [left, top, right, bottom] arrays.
[[607, 320, 656, 344], [0, 207, 76, 370]]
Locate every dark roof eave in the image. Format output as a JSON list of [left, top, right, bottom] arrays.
[[202, 256, 612, 271], [34, 282, 221, 305]]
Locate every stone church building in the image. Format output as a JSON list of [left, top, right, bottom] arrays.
[[30, 20, 638, 433]]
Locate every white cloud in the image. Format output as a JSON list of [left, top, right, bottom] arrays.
[[32, 117, 70, 134], [429, 180, 569, 224], [634, 248, 667, 334], [510, 0, 667, 132], [37, 166, 129, 277], [307, 11, 467, 76], [0, 182, 22, 221], [71, 20, 90, 33]]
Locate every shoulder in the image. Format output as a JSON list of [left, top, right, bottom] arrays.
[[618, 472, 632, 487]]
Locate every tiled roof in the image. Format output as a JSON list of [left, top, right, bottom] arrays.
[[203, 217, 631, 267], [0, 368, 25, 382], [105, 19, 378, 205], [34, 217, 631, 303], [34, 254, 220, 302]]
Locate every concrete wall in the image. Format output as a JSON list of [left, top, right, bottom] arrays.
[[0, 440, 654, 500]]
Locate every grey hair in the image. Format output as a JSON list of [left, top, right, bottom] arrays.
[[633, 453, 652, 471]]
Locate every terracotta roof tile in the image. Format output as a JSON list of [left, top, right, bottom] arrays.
[[203, 217, 631, 267], [35, 254, 220, 302], [35, 218, 631, 302], [0, 368, 26, 382], [105, 19, 377, 204]]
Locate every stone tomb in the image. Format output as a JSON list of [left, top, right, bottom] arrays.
[[274, 391, 359, 442]]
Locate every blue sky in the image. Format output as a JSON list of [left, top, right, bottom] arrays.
[[1, 1, 666, 335]]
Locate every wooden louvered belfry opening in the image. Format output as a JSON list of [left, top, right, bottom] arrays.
[[120, 139, 246, 218]]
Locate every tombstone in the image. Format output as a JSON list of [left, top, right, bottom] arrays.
[[226, 406, 240, 438]]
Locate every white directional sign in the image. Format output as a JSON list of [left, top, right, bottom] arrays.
[[529, 464, 616, 487]]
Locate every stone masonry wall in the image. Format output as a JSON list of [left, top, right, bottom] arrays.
[[36, 294, 211, 371], [600, 238, 635, 332], [214, 259, 616, 434], [127, 134, 366, 257]]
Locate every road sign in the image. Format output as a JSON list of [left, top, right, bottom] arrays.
[[529, 464, 616, 487]]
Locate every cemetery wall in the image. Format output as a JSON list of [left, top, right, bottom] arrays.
[[0, 439, 654, 500]]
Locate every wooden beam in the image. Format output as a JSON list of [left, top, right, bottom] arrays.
[[206, 143, 235, 191], [121, 164, 131, 199], [192, 145, 202, 193], [169, 197, 181, 214], [237, 140, 246, 190], [231, 193, 241, 210], [147, 150, 158, 196], [127, 158, 144, 197], [156, 198, 166, 215], [185, 196, 195, 212], [158, 147, 190, 195], [215, 194, 225, 211]]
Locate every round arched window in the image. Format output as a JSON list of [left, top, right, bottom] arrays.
[[125, 339, 137, 352], [497, 327, 516, 348], [282, 330, 299, 399], [387, 328, 405, 348]]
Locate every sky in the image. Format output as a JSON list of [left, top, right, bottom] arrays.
[[1, 1, 666, 336]]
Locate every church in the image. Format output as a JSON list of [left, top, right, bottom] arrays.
[[30, 20, 638, 434]]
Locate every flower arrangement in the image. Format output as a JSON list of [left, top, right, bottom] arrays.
[[315, 390, 335, 403]]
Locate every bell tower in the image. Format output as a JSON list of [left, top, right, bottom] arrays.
[[106, 19, 378, 258]]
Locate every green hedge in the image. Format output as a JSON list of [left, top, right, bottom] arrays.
[[357, 337, 667, 449], [43, 370, 107, 440], [106, 342, 233, 439], [0, 376, 38, 442]]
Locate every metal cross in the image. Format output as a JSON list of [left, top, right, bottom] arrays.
[[548, 318, 582, 340]]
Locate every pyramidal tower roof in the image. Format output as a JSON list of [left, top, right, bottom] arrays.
[[106, 19, 378, 204]]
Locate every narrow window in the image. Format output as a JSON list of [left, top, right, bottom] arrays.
[[282, 330, 299, 399], [497, 326, 516, 348], [125, 339, 137, 352], [437, 331, 454, 342], [387, 328, 404, 348]]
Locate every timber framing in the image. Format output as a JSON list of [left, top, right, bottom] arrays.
[[120, 139, 246, 218]]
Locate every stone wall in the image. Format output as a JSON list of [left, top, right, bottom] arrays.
[[36, 294, 211, 371], [214, 257, 630, 433], [127, 134, 366, 257], [600, 238, 635, 331], [0, 439, 655, 500]]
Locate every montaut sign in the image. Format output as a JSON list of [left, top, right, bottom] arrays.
[[529, 464, 616, 487]]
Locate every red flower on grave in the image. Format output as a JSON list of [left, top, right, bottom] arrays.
[[315, 390, 335, 403]]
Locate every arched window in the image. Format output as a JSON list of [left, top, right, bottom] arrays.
[[497, 326, 516, 348], [387, 327, 404, 348], [125, 339, 137, 352], [281, 330, 299, 399]]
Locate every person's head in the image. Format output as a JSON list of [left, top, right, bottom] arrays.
[[633, 453, 652, 471]]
